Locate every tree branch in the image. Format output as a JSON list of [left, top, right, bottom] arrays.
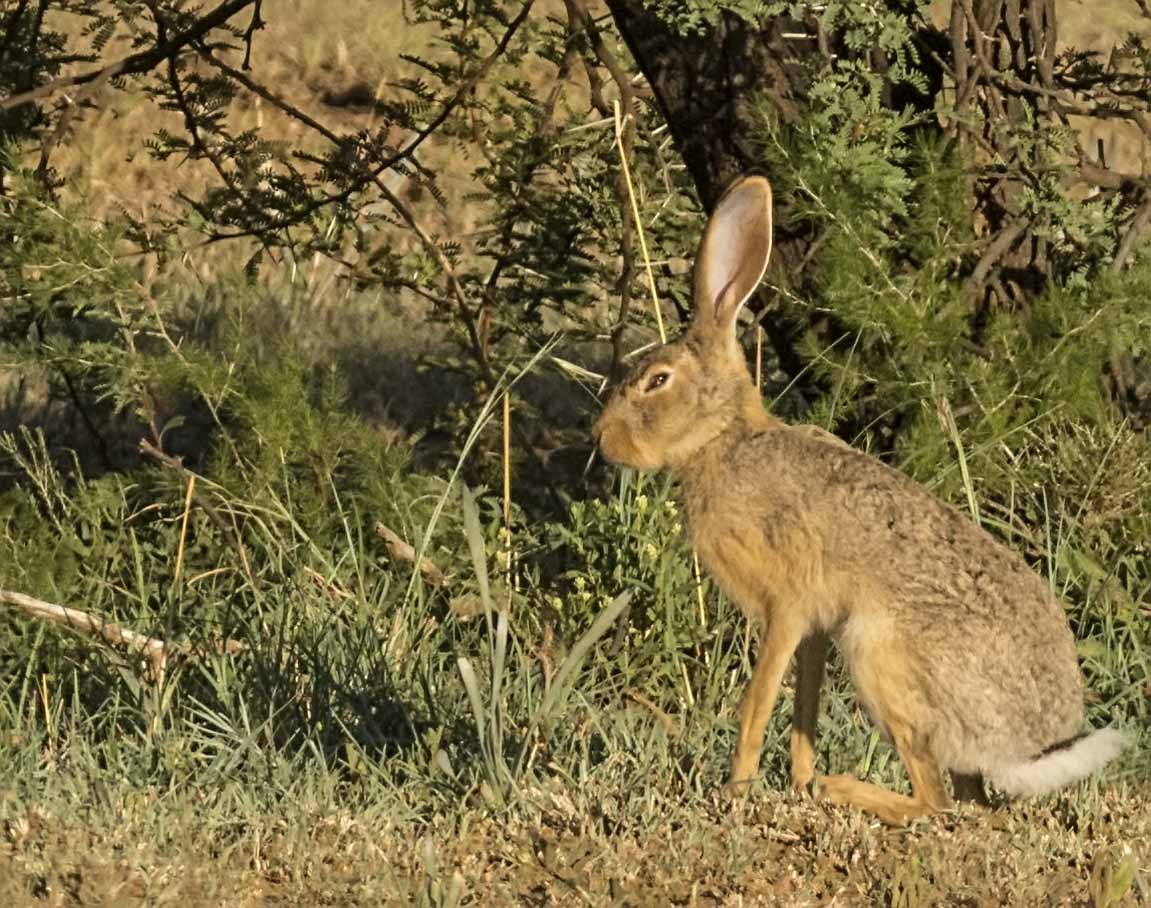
[[0, 0, 258, 111], [564, 0, 639, 382], [1111, 192, 1151, 273]]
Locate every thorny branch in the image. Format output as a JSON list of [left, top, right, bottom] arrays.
[[188, 2, 533, 247], [939, 0, 1151, 313], [0, 0, 258, 111]]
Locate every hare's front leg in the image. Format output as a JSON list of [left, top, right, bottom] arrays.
[[727, 615, 805, 793], [789, 631, 828, 791]]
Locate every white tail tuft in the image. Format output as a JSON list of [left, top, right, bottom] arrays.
[[988, 727, 1129, 797]]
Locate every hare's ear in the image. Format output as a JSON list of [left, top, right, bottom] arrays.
[[692, 176, 773, 336]]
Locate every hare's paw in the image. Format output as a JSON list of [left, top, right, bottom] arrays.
[[814, 773, 856, 806], [789, 744, 816, 793], [721, 776, 755, 800], [790, 766, 816, 795]]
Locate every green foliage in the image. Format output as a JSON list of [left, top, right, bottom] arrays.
[[550, 472, 698, 645]]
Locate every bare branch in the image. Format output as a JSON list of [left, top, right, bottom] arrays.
[[0, 589, 247, 686], [565, 0, 641, 382], [964, 217, 1033, 302], [0, 0, 258, 111], [1112, 193, 1151, 273], [241, 0, 263, 70], [189, 0, 534, 242]]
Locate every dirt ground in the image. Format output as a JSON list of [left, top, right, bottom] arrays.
[[3, 783, 1148, 906]]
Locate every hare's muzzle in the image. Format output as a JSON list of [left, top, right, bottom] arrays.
[[591, 413, 610, 456], [592, 407, 640, 468]]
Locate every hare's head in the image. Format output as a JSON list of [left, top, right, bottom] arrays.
[[593, 176, 775, 471]]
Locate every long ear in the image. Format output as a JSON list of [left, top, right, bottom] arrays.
[[692, 176, 773, 337]]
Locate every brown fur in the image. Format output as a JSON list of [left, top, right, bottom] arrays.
[[593, 176, 1106, 826]]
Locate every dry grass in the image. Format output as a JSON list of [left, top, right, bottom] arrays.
[[50, 2, 439, 221], [3, 782, 1148, 905]]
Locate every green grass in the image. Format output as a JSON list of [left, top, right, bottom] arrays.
[[1, 378, 1148, 903]]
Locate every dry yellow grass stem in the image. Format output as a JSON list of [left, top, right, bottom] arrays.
[[613, 99, 666, 344]]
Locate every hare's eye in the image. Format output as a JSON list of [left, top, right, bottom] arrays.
[[644, 371, 670, 392]]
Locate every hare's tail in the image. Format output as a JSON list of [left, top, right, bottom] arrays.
[[987, 727, 1128, 797]]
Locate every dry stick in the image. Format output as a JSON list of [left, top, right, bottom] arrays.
[[174, 473, 196, 586], [964, 216, 1033, 302], [625, 689, 678, 737], [375, 523, 448, 589], [0, 591, 247, 685], [302, 566, 354, 601], [613, 99, 665, 344], [2, 590, 165, 661]]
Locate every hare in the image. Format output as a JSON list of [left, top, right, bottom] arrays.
[[592, 175, 1126, 825]]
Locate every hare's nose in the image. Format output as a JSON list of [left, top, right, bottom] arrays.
[[594, 412, 615, 445]]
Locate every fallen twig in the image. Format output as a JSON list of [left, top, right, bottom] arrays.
[[1, 589, 246, 686], [375, 523, 449, 588]]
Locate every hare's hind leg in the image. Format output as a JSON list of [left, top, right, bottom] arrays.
[[790, 631, 829, 791], [727, 615, 806, 792], [818, 724, 952, 825]]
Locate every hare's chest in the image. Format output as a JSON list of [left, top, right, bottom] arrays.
[[687, 491, 828, 626], [689, 509, 791, 625]]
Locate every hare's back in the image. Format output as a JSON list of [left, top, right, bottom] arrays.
[[743, 427, 1084, 755], [748, 427, 1056, 620]]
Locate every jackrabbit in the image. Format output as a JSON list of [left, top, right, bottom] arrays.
[[592, 175, 1126, 825]]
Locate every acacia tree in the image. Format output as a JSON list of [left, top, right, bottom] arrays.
[[2, 0, 1150, 462]]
